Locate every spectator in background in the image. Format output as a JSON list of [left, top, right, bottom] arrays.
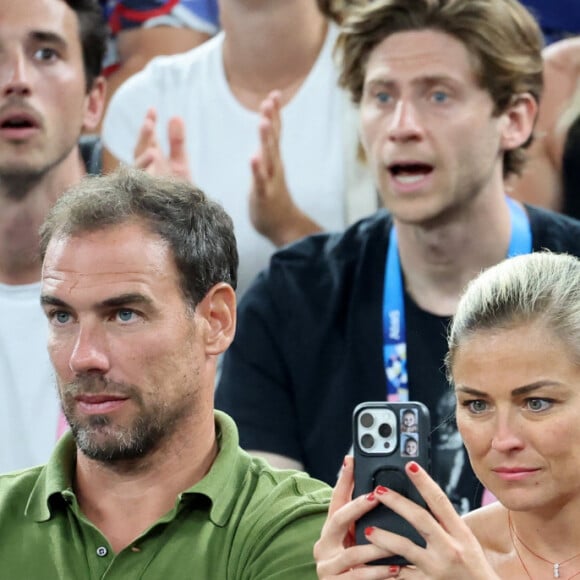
[[101, 0, 376, 296], [215, 0, 580, 515], [562, 87, 580, 219], [508, 36, 580, 219], [98, 1, 218, 131], [0, 0, 106, 473]]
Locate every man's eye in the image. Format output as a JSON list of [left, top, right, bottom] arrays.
[[431, 91, 449, 103], [54, 311, 70, 324], [34, 47, 58, 61], [376, 91, 392, 104], [116, 310, 135, 322]]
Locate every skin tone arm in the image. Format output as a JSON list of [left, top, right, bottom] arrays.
[[507, 38, 580, 211], [101, 26, 211, 168], [314, 457, 499, 579]]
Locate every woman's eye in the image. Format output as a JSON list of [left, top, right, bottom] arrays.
[[526, 398, 552, 412], [467, 400, 488, 413]]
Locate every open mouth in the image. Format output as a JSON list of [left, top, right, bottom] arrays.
[[389, 162, 433, 184], [0, 114, 39, 132]]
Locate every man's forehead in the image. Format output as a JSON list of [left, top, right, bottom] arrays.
[[0, 0, 80, 43], [42, 227, 175, 285], [366, 29, 478, 78]]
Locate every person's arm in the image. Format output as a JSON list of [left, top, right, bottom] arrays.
[[507, 39, 580, 211], [314, 457, 500, 579]]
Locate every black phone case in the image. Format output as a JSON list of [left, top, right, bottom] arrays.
[[353, 401, 431, 566]]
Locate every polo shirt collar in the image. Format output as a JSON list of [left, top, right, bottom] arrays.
[[24, 411, 252, 527], [25, 432, 76, 522], [180, 410, 252, 527]]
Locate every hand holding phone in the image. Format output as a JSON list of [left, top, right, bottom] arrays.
[[353, 401, 431, 566]]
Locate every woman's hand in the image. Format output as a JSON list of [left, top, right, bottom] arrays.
[[313, 456, 402, 578], [359, 462, 499, 580], [314, 458, 499, 580]]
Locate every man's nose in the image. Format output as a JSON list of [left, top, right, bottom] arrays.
[[69, 323, 111, 376], [388, 99, 424, 142], [0, 52, 32, 98]]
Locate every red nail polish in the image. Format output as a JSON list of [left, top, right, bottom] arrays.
[[367, 492, 376, 501], [365, 526, 374, 536], [375, 485, 388, 495], [389, 565, 400, 574], [409, 461, 420, 473]]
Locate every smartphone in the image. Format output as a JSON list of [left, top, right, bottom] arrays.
[[352, 401, 431, 566]]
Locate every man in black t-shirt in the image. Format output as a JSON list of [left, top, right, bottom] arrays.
[[215, 0, 580, 512]]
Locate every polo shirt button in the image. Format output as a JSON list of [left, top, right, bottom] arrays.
[[96, 546, 108, 557]]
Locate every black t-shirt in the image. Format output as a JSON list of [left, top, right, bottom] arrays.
[[216, 206, 580, 513], [563, 113, 580, 220]]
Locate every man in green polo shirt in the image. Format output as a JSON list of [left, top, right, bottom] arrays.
[[0, 168, 331, 579]]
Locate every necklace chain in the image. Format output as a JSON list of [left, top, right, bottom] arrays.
[[508, 511, 580, 579]]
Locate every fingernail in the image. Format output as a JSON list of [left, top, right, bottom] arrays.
[[389, 565, 400, 574], [409, 461, 420, 473], [365, 526, 374, 536], [367, 492, 376, 501], [375, 485, 388, 495]]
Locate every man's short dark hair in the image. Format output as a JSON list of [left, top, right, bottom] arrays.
[[64, 0, 107, 91], [40, 168, 239, 308]]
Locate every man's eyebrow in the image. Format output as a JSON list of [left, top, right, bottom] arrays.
[[40, 295, 69, 308], [30, 31, 68, 49], [99, 294, 153, 309], [40, 293, 153, 309]]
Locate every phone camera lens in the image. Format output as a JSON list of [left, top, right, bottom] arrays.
[[360, 413, 374, 428], [361, 434, 374, 449], [378, 423, 392, 438], [383, 441, 391, 450]]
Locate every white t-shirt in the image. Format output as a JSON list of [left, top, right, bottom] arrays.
[[103, 24, 376, 296], [0, 282, 60, 473]]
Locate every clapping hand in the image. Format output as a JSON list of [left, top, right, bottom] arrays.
[[134, 108, 192, 182]]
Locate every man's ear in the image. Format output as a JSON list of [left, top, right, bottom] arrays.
[[82, 76, 107, 132], [195, 283, 237, 356], [500, 92, 538, 151]]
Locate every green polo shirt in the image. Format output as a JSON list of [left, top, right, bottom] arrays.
[[0, 411, 331, 579]]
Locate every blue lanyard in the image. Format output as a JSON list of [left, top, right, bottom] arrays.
[[383, 197, 532, 401]]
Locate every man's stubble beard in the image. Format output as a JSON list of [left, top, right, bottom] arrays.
[[60, 375, 196, 464], [0, 137, 79, 201]]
